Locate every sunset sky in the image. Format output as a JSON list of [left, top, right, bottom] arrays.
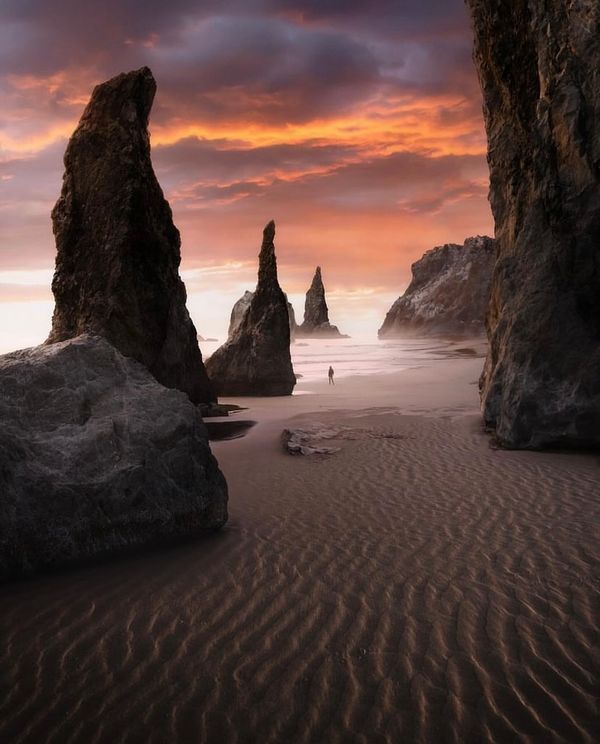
[[0, 0, 493, 350]]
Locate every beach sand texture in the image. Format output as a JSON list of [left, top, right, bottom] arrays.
[[0, 348, 598, 743]]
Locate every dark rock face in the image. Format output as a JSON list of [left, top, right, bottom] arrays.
[[468, 1, 600, 448], [297, 266, 346, 337], [228, 291, 254, 339], [206, 221, 296, 396], [0, 335, 227, 580], [287, 299, 298, 342], [228, 290, 297, 342], [47, 67, 214, 404], [379, 236, 495, 337]]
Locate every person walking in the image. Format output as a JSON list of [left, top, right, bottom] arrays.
[[328, 365, 335, 385]]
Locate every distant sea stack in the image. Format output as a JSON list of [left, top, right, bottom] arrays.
[[0, 335, 227, 580], [206, 221, 296, 396], [468, 1, 600, 448], [46, 67, 214, 405], [379, 237, 495, 337], [229, 290, 297, 342], [297, 266, 347, 338]]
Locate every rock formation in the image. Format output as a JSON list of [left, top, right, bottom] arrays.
[[287, 299, 298, 341], [228, 290, 297, 342], [0, 335, 227, 579], [46, 67, 214, 404], [468, 1, 600, 448], [206, 221, 296, 395], [297, 266, 347, 337], [228, 291, 254, 339], [378, 236, 495, 337]]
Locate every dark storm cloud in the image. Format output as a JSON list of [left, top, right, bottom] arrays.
[[0, 0, 197, 74], [268, 0, 470, 40], [149, 16, 381, 125], [0, 0, 474, 126]]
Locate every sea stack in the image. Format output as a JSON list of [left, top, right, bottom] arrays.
[[206, 221, 296, 396], [468, 1, 600, 448], [297, 266, 347, 338], [379, 236, 495, 337], [47, 67, 214, 405], [229, 290, 297, 342]]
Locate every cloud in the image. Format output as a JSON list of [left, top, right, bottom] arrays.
[[0, 0, 492, 342]]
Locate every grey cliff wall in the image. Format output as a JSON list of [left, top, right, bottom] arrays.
[[467, 0, 600, 447], [379, 236, 495, 337]]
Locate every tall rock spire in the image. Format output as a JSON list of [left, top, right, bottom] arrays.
[[47, 67, 214, 404], [297, 266, 347, 338], [206, 221, 296, 396]]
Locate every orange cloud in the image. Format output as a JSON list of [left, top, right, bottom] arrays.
[[152, 94, 484, 158]]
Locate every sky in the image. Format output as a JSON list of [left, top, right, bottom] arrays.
[[0, 0, 492, 350]]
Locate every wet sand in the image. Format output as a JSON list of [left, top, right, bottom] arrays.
[[1, 345, 598, 743]]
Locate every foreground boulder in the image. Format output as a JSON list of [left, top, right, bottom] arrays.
[[297, 267, 347, 338], [47, 67, 214, 404], [379, 236, 495, 337], [228, 290, 297, 342], [206, 221, 296, 396], [0, 335, 227, 580], [468, 0, 600, 448]]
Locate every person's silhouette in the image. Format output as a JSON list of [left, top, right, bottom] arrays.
[[328, 366, 335, 385]]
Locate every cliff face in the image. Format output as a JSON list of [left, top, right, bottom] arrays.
[[379, 237, 495, 337], [206, 221, 296, 396], [467, 0, 600, 448], [0, 335, 227, 579], [297, 266, 346, 338], [229, 290, 297, 342], [47, 67, 214, 404]]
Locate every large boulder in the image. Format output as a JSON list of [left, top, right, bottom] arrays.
[[378, 236, 495, 337], [297, 266, 347, 338], [206, 221, 296, 396], [228, 290, 297, 342], [0, 335, 227, 580], [47, 67, 214, 404], [468, 1, 600, 448]]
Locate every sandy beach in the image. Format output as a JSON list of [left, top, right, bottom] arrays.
[[1, 341, 598, 743]]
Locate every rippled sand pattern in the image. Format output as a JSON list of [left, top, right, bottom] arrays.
[[1, 412, 598, 743]]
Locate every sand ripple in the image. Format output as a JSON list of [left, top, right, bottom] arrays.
[[0, 412, 598, 743]]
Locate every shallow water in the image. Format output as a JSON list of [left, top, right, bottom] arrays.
[[200, 336, 483, 385]]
